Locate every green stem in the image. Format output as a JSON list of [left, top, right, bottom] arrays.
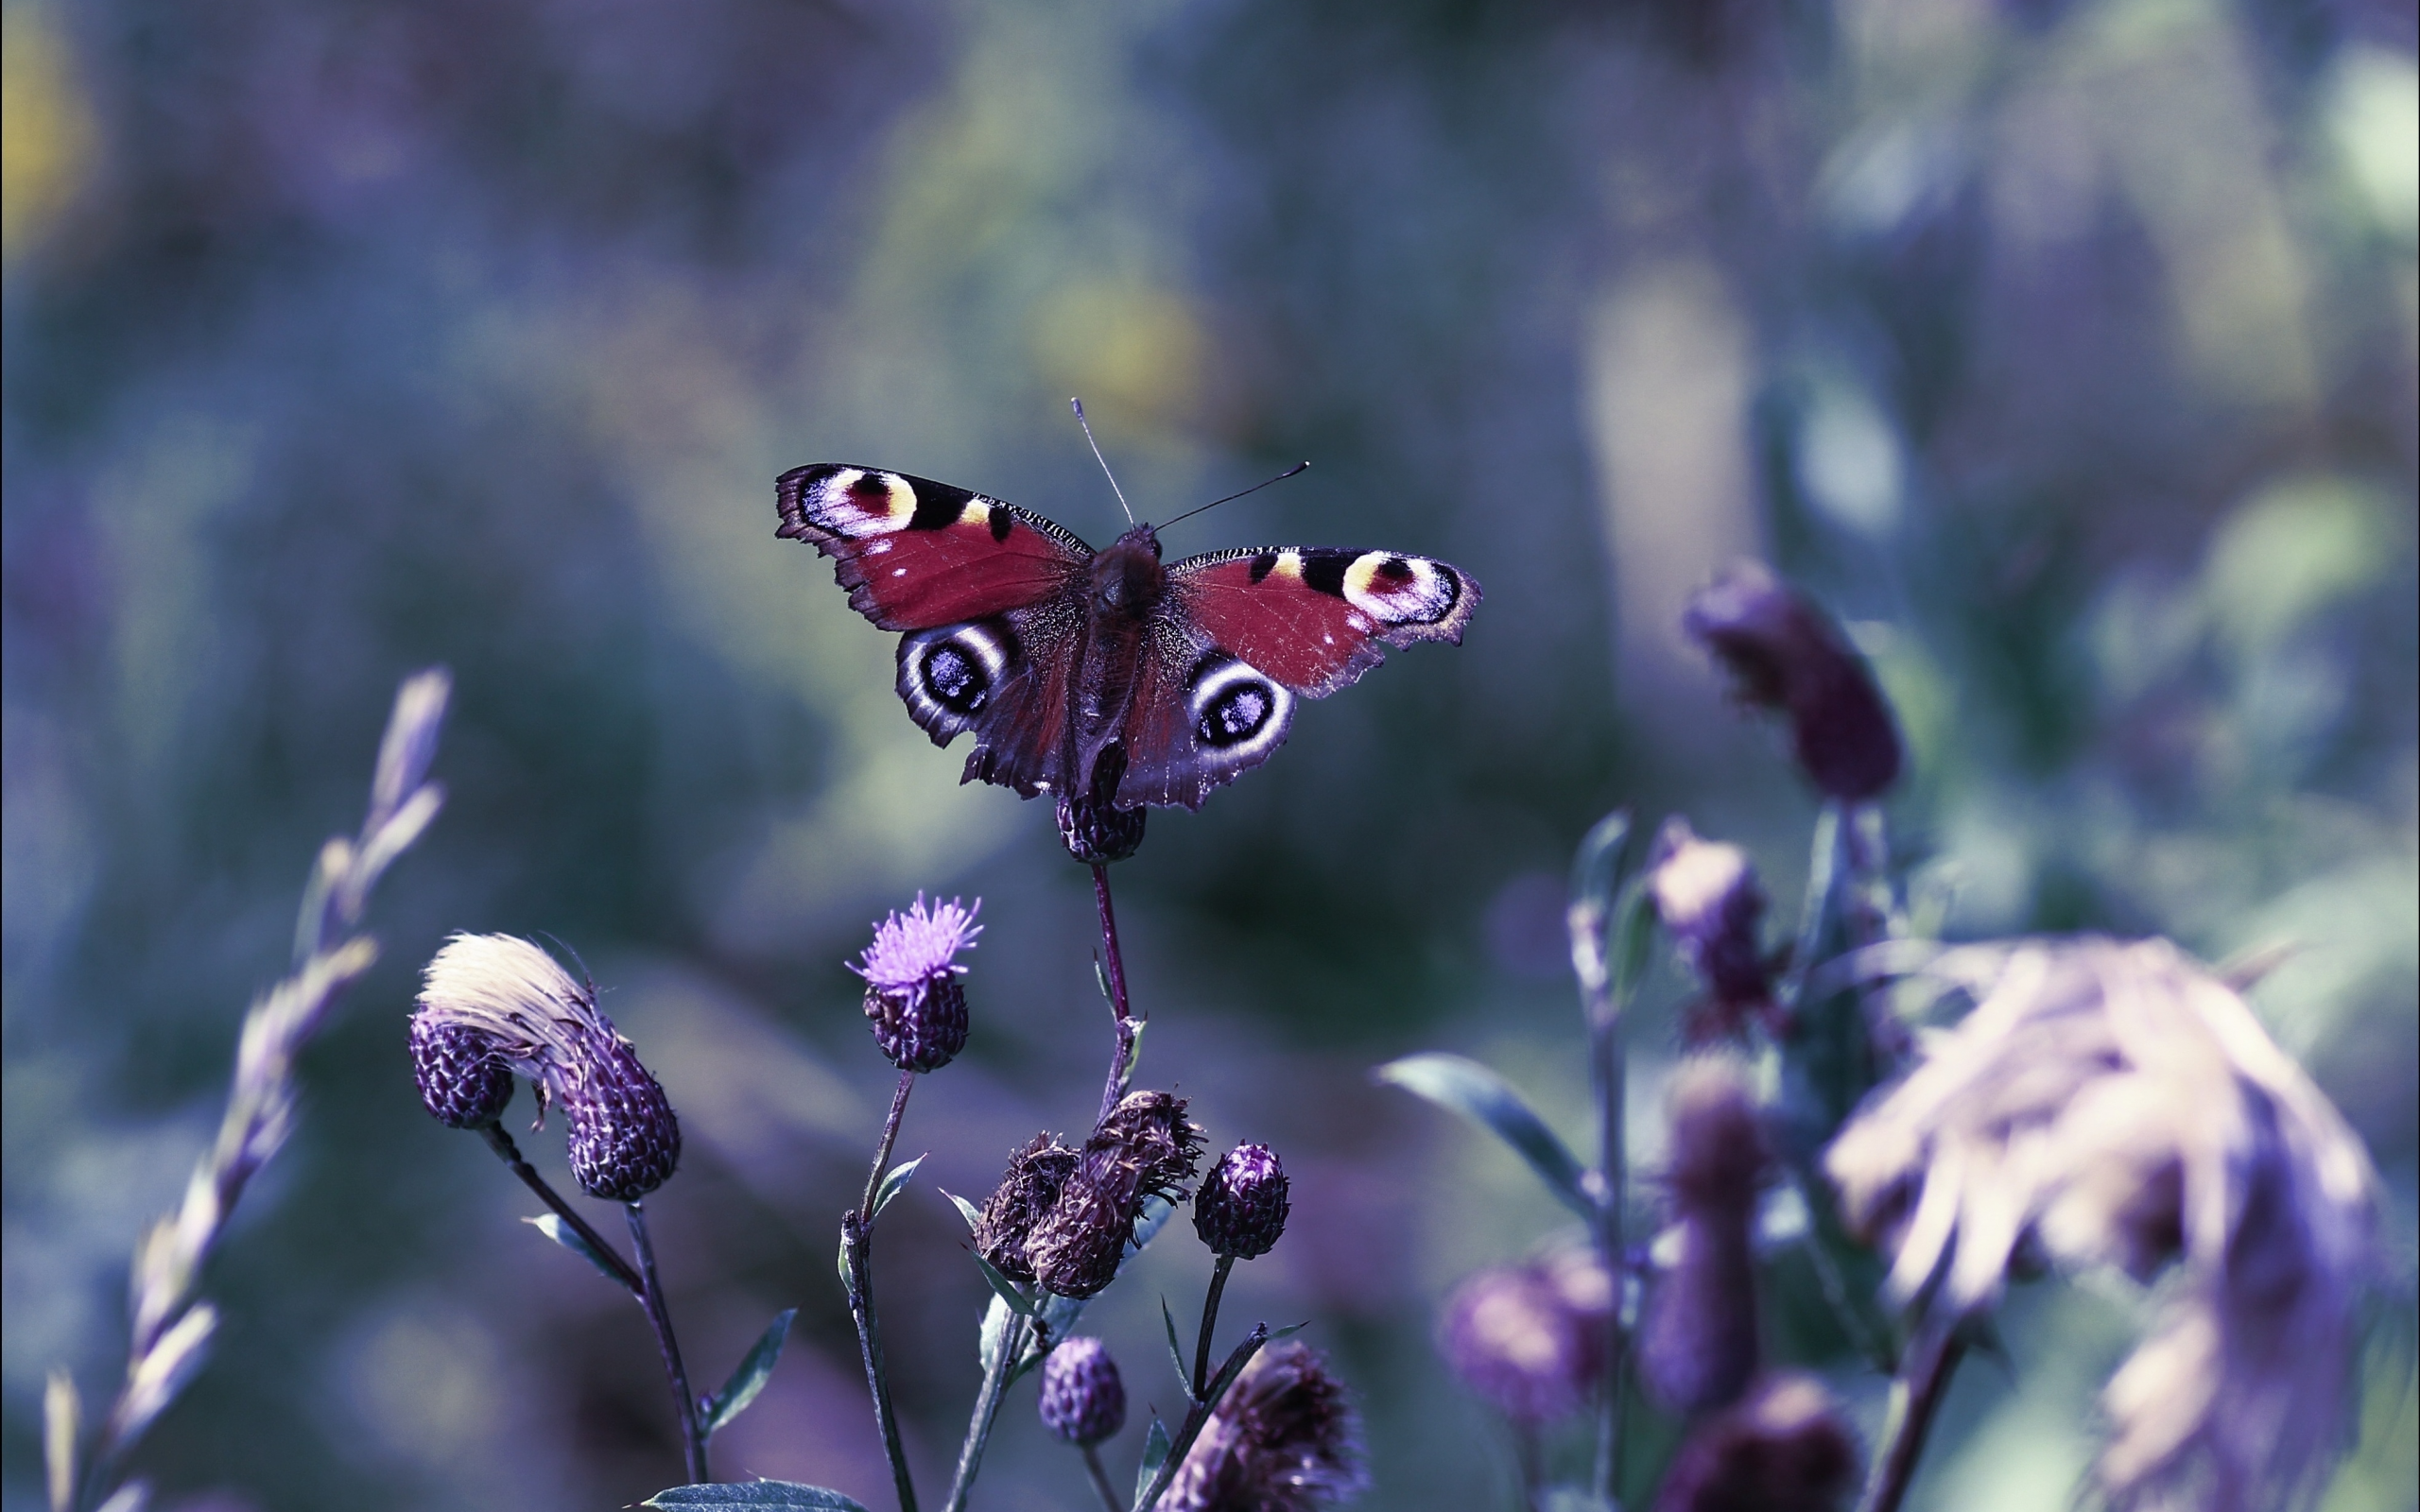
[[1134, 1325, 1270, 1512], [478, 1125, 643, 1297], [1192, 1254, 1235, 1401], [848, 1070, 922, 1512], [627, 1202, 708, 1486], [1080, 1443, 1123, 1512], [1858, 1316, 1964, 1512], [942, 1309, 1032, 1512]]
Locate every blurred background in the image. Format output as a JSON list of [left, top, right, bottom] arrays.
[[4, 0, 2414, 1507]]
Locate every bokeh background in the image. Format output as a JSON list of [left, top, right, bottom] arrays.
[[5, 0, 2415, 1507]]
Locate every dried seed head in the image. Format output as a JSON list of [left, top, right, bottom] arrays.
[[975, 1133, 1080, 1287], [851, 895, 980, 1072], [1652, 1373, 1859, 1512], [1651, 819, 1778, 1041], [407, 1016, 512, 1128], [1195, 1143, 1291, 1260], [1642, 1057, 1770, 1416], [1439, 1263, 1600, 1424], [1824, 936, 2380, 1510], [1162, 1341, 1369, 1512], [1682, 560, 1901, 801], [1038, 1335, 1128, 1446], [1029, 1091, 1205, 1298], [1058, 741, 1147, 864], [414, 933, 682, 1198]]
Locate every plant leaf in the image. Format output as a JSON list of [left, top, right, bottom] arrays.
[[644, 1484, 872, 1510], [872, 1155, 925, 1222], [1374, 1053, 1594, 1218], [971, 1249, 1035, 1316], [701, 1310, 795, 1438], [1132, 1418, 1172, 1509], [1161, 1297, 1191, 1392], [525, 1213, 628, 1286], [940, 1188, 983, 1235]]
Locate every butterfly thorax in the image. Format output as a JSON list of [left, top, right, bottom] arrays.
[[1089, 526, 1167, 619]]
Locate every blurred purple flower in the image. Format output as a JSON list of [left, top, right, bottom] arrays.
[[1652, 1373, 1859, 1512], [1162, 1341, 1368, 1512], [1683, 560, 1901, 802], [1641, 1056, 1771, 1415], [1650, 817, 1780, 1042], [1439, 1261, 1603, 1425]]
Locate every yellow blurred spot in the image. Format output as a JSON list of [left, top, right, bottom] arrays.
[[2204, 474, 2404, 655], [1028, 280, 1205, 434], [2, 4, 97, 264]]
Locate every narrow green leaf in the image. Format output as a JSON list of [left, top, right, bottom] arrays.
[[978, 1292, 1015, 1377], [1266, 1320, 1309, 1341], [1374, 1053, 1594, 1218], [971, 1249, 1035, 1316], [940, 1188, 984, 1235], [525, 1214, 627, 1285], [873, 1154, 925, 1222], [1567, 809, 1633, 920], [1606, 880, 1658, 1003], [836, 1232, 852, 1291], [644, 1483, 873, 1510], [1160, 1297, 1191, 1391], [701, 1309, 796, 1438], [1132, 1418, 1172, 1509]]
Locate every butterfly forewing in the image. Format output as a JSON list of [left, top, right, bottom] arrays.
[[1168, 546, 1479, 697], [776, 464, 1092, 631]]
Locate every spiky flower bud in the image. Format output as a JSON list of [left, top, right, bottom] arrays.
[[413, 933, 682, 1200], [1058, 742, 1147, 864], [1196, 1143, 1291, 1260], [1028, 1091, 1204, 1299], [975, 1133, 1080, 1286], [1653, 1373, 1859, 1512], [1650, 818, 1778, 1042], [1641, 1057, 1771, 1416], [408, 1016, 513, 1128], [1683, 560, 1901, 801], [1162, 1341, 1369, 1512], [851, 895, 980, 1073], [1038, 1335, 1128, 1446]]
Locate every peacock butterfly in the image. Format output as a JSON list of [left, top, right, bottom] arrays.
[[775, 461, 1481, 812]]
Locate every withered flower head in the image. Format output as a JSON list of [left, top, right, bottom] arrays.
[[1038, 1335, 1128, 1447], [1825, 936, 2379, 1511], [1162, 1341, 1369, 1512], [1028, 1091, 1204, 1298], [974, 1132, 1080, 1287], [852, 894, 980, 1073], [1651, 818, 1779, 1041], [1652, 1373, 1860, 1512], [1195, 1143, 1291, 1260], [414, 933, 681, 1200], [1641, 1057, 1771, 1415], [1682, 560, 1901, 802], [1438, 1253, 1610, 1425], [1057, 740, 1147, 864]]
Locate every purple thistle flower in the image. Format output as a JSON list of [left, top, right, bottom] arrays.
[[1038, 1336, 1128, 1446], [852, 894, 981, 1072]]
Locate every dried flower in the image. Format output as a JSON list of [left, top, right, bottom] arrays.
[[408, 1016, 513, 1128], [1038, 1335, 1128, 1446], [1651, 817, 1780, 1041], [414, 933, 682, 1201], [1825, 936, 2379, 1511], [1682, 560, 1901, 801], [1641, 1057, 1771, 1415], [1439, 1261, 1602, 1424], [1162, 1341, 1369, 1512], [1195, 1143, 1291, 1260], [1652, 1372, 1859, 1512], [1028, 1091, 1204, 1298], [1057, 741, 1148, 864], [852, 894, 981, 1072], [975, 1133, 1080, 1287]]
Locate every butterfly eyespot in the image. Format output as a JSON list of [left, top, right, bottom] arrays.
[[1186, 658, 1292, 758], [924, 644, 989, 713]]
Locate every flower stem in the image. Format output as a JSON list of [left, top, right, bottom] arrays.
[[1091, 863, 1139, 1124], [847, 1069, 922, 1512], [477, 1125, 643, 1297], [625, 1201, 707, 1486], [1080, 1443, 1123, 1512], [1858, 1316, 1964, 1512], [1192, 1253, 1236, 1400], [1133, 1324, 1270, 1512], [942, 1309, 1031, 1512]]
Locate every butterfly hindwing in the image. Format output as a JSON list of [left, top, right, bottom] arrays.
[[1167, 546, 1479, 696], [895, 603, 1085, 799], [776, 464, 1092, 631], [1114, 625, 1300, 810]]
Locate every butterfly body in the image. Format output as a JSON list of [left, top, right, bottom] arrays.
[[777, 463, 1478, 812]]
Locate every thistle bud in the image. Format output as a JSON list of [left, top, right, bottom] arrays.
[[413, 933, 683, 1200], [1058, 742, 1146, 864], [1195, 1143, 1291, 1260], [975, 1133, 1080, 1287], [1650, 817, 1778, 1043], [1439, 1263, 1599, 1424], [850, 895, 981, 1073], [1653, 1373, 1859, 1512], [1029, 1091, 1204, 1299], [1162, 1341, 1368, 1512], [408, 1016, 513, 1128], [1682, 560, 1901, 801], [1641, 1057, 1771, 1416], [1038, 1335, 1128, 1446]]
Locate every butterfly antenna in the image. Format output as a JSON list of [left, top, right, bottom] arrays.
[[1160, 460, 1311, 531], [1071, 397, 1136, 526]]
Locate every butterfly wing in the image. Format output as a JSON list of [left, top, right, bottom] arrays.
[[778, 464, 1092, 796], [776, 464, 1092, 630], [1113, 545, 1481, 809]]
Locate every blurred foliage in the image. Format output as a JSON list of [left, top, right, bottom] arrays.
[[3, 0, 2412, 1508]]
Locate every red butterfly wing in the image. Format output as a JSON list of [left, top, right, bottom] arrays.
[[1167, 546, 1481, 696], [776, 464, 1091, 631], [893, 607, 1084, 799]]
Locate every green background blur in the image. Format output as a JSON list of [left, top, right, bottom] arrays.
[[4, 0, 2413, 1507]]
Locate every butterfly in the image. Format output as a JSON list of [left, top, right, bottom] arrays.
[[776, 463, 1480, 811]]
